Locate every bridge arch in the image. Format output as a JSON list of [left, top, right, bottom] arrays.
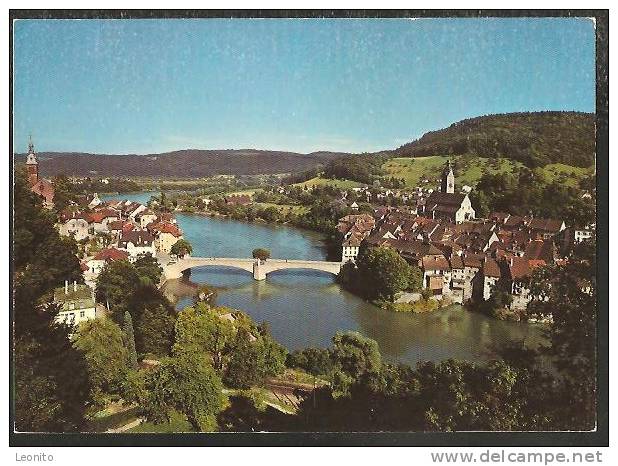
[[163, 257, 342, 282]]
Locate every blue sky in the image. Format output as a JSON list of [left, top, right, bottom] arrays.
[[13, 18, 595, 154]]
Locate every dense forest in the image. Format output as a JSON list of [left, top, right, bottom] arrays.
[[395, 112, 595, 168], [14, 149, 345, 178]]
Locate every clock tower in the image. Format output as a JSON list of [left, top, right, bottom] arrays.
[[25, 136, 39, 186], [441, 160, 455, 194]]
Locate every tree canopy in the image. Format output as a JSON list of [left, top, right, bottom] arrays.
[[170, 238, 193, 258], [142, 354, 228, 432], [13, 168, 90, 431], [354, 246, 415, 302], [252, 248, 271, 261], [396, 111, 595, 168], [73, 317, 129, 406]]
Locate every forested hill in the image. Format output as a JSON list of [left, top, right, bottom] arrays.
[[13, 149, 347, 178], [395, 112, 595, 168]]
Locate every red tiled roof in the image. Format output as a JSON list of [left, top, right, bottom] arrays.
[[426, 192, 466, 208], [508, 257, 531, 280], [528, 259, 546, 269], [450, 255, 464, 269], [528, 217, 564, 234], [94, 248, 129, 262], [89, 208, 119, 223], [422, 255, 450, 271], [463, 253, 484, 269], [30, 179, 55, 203], [149, 221, 183, 237], [524, 239, 555, 263], [107, 220, 126, 231], [483, 258, 502, 278]]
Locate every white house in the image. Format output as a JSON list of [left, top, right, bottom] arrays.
[[425, 192, 476, 224], [86, 248, 130, 276], [421, 255, 451, 296], [482, 258, 502, 301], [118, 230, 156, 258], [53, 282, 98, 327], [574, 227, 594, 243], [148, 222, 184, 254], [89, 209, 120, 233], [88, 193, 102, 209], [58, 213, 90, 241], [138, 209, 158, 229]]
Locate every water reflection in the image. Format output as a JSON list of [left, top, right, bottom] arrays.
[[102, 193, 546, 366], [175, 267, 546, 365]]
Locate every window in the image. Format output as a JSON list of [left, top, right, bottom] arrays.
[[80, 311, 85, 318], [69, 302, 75, 310]]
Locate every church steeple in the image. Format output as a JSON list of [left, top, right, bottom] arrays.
[[441, 159, 455, 194], [25, 135, 39, 186]]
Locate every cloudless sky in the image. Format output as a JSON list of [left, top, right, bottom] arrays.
[[13, 18, 595, 154]]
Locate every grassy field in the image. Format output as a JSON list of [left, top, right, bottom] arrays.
[[226, 188, 264, 197], [538, 163, 593, 187], [383, 155, 591, 188], [293, 176, 363, 189], [254, 202, 310, 216]]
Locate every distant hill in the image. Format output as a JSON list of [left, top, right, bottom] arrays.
[[14, 149, 348, 178], [395, 111, 595, 168]]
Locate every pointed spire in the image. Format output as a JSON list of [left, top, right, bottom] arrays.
[[25, 134, 38, 166]]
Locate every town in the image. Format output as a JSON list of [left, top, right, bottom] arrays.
[[335, 160, 594, 318], [11, 14, 603, 444], [24, 134, 595, 329]]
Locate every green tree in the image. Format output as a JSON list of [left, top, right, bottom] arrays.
[[257, 330, 287, 379], [527, 243, 596, 430], [133, 253, 163, 285], [96, 258, 176, 356], [131, 286, 177, 356], [173, 303, 235, 371], [51, 174, 79, 214], [356, 246, 412, 302], [95, 259, 140, 318], [13, 168, 90, 432], [224, 328, 264, 389], [14, 306, 91, 432], [142, 354, 228, 432], [407, 265, 423, 292], [330, 331, 382, 395], [287, 347, 332, 377], [73, 318, 129, 405], [123, 311, 138, 369], [170, 238, 193, 258], [252, 248, 271, 261]]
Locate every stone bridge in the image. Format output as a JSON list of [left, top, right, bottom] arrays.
[[162, 256, 344, 281]]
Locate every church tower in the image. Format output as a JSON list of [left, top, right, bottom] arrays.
[[25, 136, 39, 186], [441, 160, 455, 194]]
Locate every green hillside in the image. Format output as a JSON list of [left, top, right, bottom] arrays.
[[293, 176, 363, 189], [383, 155, 593, 189], [395, 111, 595, 168]]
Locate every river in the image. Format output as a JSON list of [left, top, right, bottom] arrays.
[[101, 192, 546, 365]]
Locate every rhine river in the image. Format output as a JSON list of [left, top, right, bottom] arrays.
[[102, 192, 545, 365]]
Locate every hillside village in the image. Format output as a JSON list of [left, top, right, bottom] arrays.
[[335, 161, 594, 318], [23, 135, 595, 326], [24, 140, 185, 327]]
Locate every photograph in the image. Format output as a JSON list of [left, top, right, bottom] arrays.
[[9, 10, 607, 447]]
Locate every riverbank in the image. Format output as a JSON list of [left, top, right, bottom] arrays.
[[104, 192, 547, 366]]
